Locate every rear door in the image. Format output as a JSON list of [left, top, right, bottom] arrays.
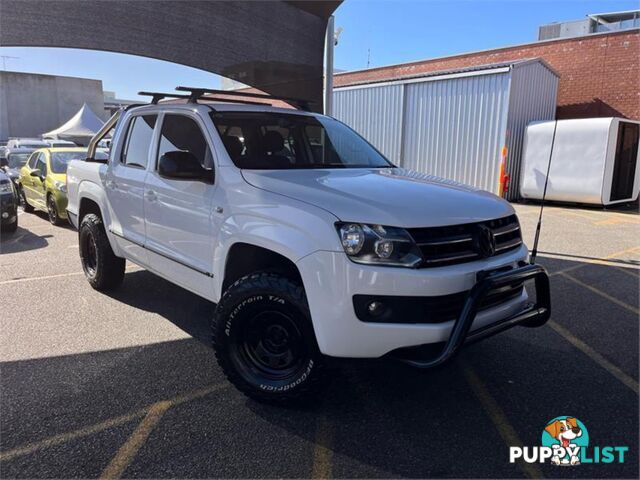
[[143, 112, 218, 298], [105, 113, 157, 264]]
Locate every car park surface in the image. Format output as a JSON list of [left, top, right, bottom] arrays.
[[0, 202, 638, 478]]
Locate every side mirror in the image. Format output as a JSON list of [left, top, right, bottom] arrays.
[[30, 169, 42, 178], [158, 151, 212, 182], [0, 157, 7, 168]]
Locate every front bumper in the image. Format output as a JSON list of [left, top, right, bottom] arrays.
[[296, 245, 549, 359], [52, 191, 68, 219], [1, 193, 18, 225], [393, 263, 550, 368]]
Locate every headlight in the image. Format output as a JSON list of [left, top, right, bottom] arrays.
[[336, 223, 423, 267], [0, 180, 12, 194], [54, 181, 67, 193]]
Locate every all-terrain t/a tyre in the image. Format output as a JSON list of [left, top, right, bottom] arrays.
[[79, 213, 125, 291], [212, 273, 327, 405]]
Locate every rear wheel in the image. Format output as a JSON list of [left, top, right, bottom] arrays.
[[47, 194, 61, 225], [20, 187, 34, 213], [79, 213, 125, 290], [212, 273, 327, 404]]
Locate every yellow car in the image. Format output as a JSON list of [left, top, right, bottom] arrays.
[[18, 147, 89, 225]]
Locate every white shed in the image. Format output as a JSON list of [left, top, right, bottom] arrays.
[[520, 118, 640, 205]]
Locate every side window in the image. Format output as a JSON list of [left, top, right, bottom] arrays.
[[157, 114, 213, 170], [121, 115, 157, 168], [35, 156, 47, 176], [27, 151, 39, 169]]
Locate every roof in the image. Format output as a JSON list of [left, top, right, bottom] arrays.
[[43, 104, 104, 138], [334, 58, 559, 90], [588, 10, 640, 23], [133, 102, 319, 117]]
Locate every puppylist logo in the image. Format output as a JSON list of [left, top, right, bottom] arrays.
[[509, 416, 629, 466]]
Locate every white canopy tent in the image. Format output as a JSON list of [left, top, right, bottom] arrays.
[[43, 103, 104, 146]]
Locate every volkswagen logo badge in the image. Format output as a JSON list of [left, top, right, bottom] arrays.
[[474, 225, 496, 258]]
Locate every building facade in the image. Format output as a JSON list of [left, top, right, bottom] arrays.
[[335, 28, 639, 121], [0, 70, 105, 142]]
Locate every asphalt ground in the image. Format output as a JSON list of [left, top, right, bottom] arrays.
[[0, 202, 638, 479]]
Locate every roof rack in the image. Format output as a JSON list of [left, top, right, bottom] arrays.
[[138, 90, 273, 107], [138, 91, 191, 104], [176, 86, 313, 111]]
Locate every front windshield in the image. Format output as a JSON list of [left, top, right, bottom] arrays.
[[8, 153, 30, 169], [210, 111, 393, 169]]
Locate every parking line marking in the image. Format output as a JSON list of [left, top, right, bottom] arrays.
[[311, 415, 334, 479], [0, 411, 143, 462], [548, 321, 638, 394], [0, 384, 228, 463], [0, 265, 139, 285], [547, 246, 640, 277], [463, 365, 543, 479], [100, 401, 171, 479], [558, 272, 639, 315]]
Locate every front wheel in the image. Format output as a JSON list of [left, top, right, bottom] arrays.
[[79, 213, 125, 290], [212, 273, 327, 404]]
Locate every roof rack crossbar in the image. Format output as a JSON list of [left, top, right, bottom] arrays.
[[175, 86, 313, 111], [138, 91, 191, 104]]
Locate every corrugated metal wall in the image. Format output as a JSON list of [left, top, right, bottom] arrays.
[[505, 62, 559, 199], [333, 84, 404, 164], [333, 60, 558, 200], [402, 73, 510, 193]]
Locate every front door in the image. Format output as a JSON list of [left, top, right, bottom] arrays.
[[105, 113, 157, 265], [22, 152, 47, 210], [143, 112, 218, 299]]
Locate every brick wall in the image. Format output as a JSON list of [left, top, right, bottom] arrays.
[[335, 29, 640, 120]]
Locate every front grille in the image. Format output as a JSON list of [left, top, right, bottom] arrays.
[[408, 214, 522, 268], [354, 283, 525, 324]]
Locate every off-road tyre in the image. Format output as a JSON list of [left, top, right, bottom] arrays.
[[212, 272, 328, 405], [79, 213, 125, 291]]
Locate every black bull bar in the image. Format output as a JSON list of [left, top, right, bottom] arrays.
[[397, 263, 551, 368]]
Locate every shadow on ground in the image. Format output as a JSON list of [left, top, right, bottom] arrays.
[[0, 225, 51, 254], [1, 256, 638, 478]]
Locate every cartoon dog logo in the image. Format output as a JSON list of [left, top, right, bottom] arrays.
[[544, 417, 583, 465]]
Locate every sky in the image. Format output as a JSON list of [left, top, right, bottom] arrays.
[[0, 0, 637, 100]]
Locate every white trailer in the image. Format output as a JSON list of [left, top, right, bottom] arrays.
[[520, 117, 640, 205]]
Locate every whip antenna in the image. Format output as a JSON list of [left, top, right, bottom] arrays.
[[530, 119, 558, 264]]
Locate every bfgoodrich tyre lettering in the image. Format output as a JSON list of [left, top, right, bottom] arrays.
[[212, 273, 327, 404]]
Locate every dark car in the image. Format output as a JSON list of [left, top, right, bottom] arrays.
[[1, 148, 34, 188], [0, 169, 19, 233]]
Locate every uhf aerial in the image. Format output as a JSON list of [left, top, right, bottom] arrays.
[[529, 119, 559, 264]]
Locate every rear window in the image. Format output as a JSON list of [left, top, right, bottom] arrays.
[[7, 153, 30, 169]]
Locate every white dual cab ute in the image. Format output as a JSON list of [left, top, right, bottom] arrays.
[[66, 87, 551, 404]]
